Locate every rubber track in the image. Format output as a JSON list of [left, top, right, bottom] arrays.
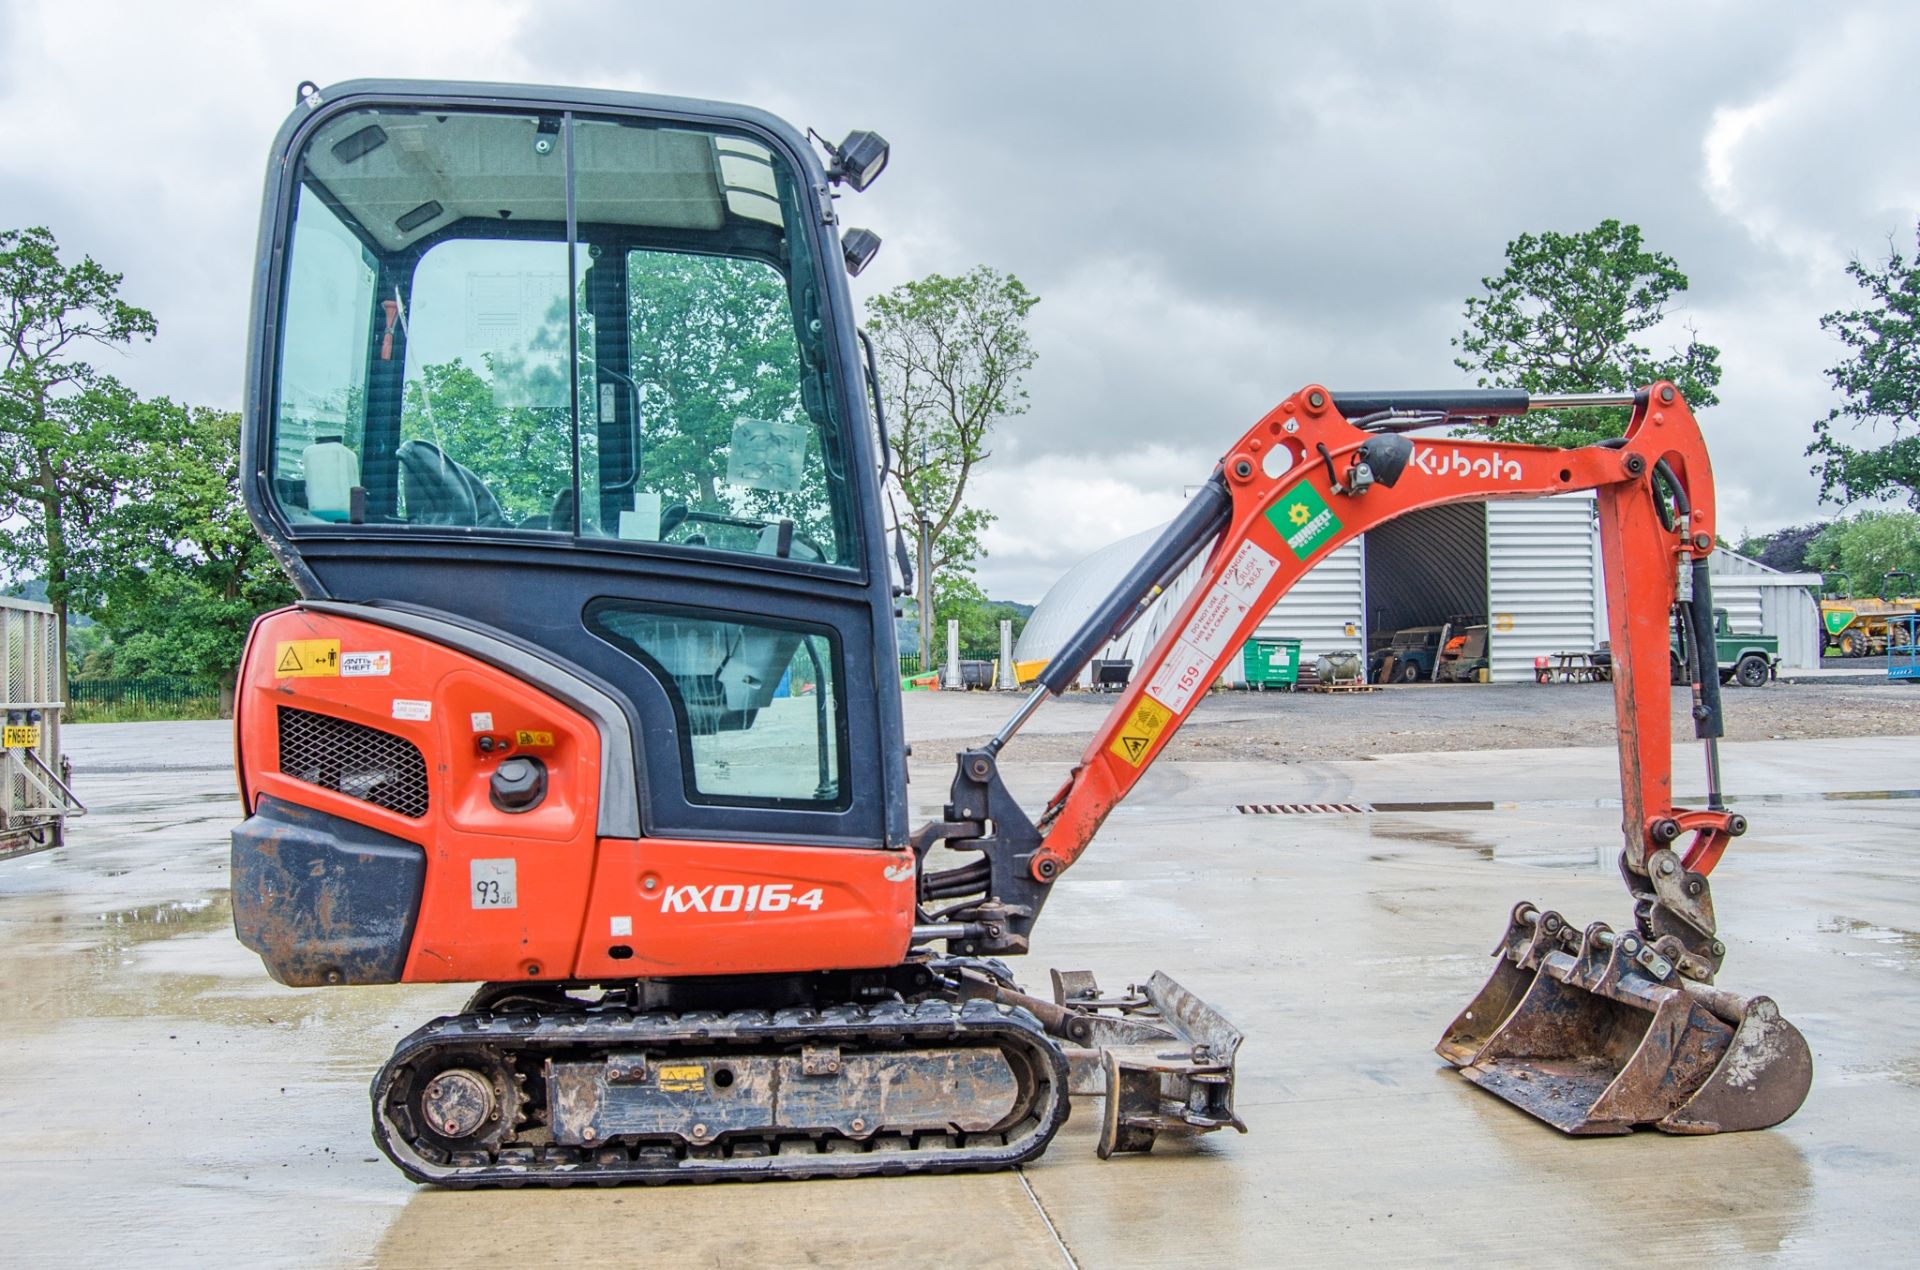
[[371, 997, 1072, 1188]]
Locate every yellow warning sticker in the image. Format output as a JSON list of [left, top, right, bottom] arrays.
[[656, 1064, 705, 1092], [515, 729, 555, 748], [274, 638, 340, 678], [1109, 696, 1173, 768]]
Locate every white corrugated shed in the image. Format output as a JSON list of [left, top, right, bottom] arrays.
[[1015, 494, 1819, 691], [1485, 493, 1600, 682], [1011, 524, 1162, 685], [1014, 530, 1364, 687], [1705, 548, 1822, 670]]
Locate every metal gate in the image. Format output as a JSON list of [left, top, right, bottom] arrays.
[[3, 596, 83, 859]]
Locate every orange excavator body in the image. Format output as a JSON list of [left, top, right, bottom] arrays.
[[229, 79, 1808, 1186]]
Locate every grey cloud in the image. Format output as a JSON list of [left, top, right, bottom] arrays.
[[2, 0, 1912, 600]]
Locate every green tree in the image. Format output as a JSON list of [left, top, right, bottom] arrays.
[[1453, 219, 1721, 447], [1734, 521, 1828, 574], [866, 267, 1038, 666], [1807, 222, 1920, 509], [0, 226, 158, 699], [95, 406, 297, 715], [625, 251, 835, 549], [1805, 510, 1920, 594]]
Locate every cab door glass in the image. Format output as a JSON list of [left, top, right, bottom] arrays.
[[273, 190, 375, 507], [585, 601, 846, 808], [619, 248, 838, 562]]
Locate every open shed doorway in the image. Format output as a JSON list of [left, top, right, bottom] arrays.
[[1363, 502, 1488, 682]]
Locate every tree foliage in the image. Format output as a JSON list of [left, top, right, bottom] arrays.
[[1805, 511, 1920, 594], [1807, 221, 1920, 510], [867, 267, 1038, 616], [93, 406, 296, 711], [1733, 521, 1828, 574], [1454, 219, 1721, 447], [0, 225, 158, 696], [400, 252, 837, 553]]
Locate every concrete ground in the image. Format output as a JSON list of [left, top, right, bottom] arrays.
[[3, 701, 1918, 1267]]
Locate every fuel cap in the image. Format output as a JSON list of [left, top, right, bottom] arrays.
[[490, 756, 547, 812]]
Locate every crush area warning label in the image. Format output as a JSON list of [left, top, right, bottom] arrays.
[[1109, 696, 1172, 767], [274, 639, 340, 677]]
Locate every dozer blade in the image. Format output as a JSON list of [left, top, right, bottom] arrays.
[[1437, 906, 1811, 1135], [1050, 969, 1247, 1159], [959, 967, 1246, 1158]]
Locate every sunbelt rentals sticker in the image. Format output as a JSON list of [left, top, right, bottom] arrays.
[[1267, 481, 1342, 559]]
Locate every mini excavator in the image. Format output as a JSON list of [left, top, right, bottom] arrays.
[[231, 80, 1810, 1187]]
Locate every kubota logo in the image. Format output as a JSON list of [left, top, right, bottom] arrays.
[[654, 883, 825, 914], [1414, 445, 1523, 482]]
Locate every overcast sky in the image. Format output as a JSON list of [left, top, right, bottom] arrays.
[[3, 0, 1914, 601]]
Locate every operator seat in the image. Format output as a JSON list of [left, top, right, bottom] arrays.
[[396, 439, 509, 528]]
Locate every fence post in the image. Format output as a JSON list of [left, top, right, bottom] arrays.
[[998, 619, 1018, 689], [944, 619, 962, 690]]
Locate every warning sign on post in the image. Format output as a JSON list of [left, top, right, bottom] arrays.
[[274, 639, 340, 678], [1109, 696, 1173, 768]]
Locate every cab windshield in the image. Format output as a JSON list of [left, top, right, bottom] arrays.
[[269, 106, 854, 567]]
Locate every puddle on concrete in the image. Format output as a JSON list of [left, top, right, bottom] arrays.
[[1365, 819, 1605, 869], [1818, 916, 1920, 969], [1248, 787, 1920, 819]]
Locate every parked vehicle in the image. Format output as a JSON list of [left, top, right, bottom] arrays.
[[1820, 571, 1919, 657], [1592, 608, 1777, 687], [1434, 625, 1489, 682], [1368, 625, 1445, 683]]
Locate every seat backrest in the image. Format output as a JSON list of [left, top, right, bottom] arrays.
[[396, 440, 509, 527]]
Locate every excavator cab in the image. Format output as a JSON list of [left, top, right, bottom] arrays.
[[233, 80, 1240, 1184], [248, 85, 904, 865]]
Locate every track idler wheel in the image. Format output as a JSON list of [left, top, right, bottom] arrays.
[[380, 1046, 522, 1159], [1436, 904, 1811, 1135]]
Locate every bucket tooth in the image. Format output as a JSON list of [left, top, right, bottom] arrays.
[[1442, 911, 1810, 1135]]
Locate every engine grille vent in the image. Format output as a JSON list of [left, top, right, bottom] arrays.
[[277, 707, 429, 819]]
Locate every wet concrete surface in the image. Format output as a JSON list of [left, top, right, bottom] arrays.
[[4, 716, 1918, 1266]]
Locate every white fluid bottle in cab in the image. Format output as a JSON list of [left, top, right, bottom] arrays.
[[303, 436, 359, 522]]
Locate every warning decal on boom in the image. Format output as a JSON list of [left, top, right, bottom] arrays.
[[1110, 696, 1173, 767]]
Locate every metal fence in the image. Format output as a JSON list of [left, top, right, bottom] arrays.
[[68, 677, 220, 705], [3, 596, 82, 857]]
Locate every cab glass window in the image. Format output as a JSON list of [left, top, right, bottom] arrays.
[[585, 601, 846, 808], [269, 106, 855, 565]]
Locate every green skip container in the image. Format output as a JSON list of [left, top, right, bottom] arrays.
[[1241, 637, 1302, 690]]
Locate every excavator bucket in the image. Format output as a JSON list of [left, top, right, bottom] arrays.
[[1438, 905, 1811, 1135]]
